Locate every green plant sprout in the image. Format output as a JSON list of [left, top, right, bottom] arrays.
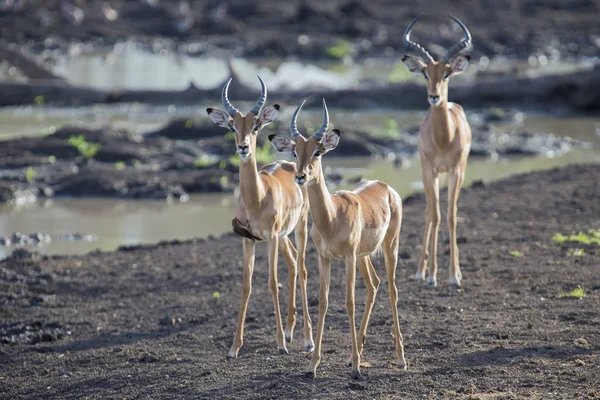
[[25, 167, 37, 183], [326, 39, 354, 59], [509, 250, 523, 258], [68, 135, 102, 159]]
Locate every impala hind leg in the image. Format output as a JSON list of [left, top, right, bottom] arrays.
[[344, 254, 361, 379], [306, 254, 331, 378], [295, 209, 314, 352], [384, 226, 407, 369], [228, 238, 255, 358], [347, 256, 379, 366], [279, 237, 298, 344], [447, 168, 465, 287], [268, 233, 287, 354]]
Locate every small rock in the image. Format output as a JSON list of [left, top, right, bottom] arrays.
[[574, 338, 590, 348], [159, 315, 176, 326]]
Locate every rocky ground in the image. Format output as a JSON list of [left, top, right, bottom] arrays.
[[1, 164, 599, 399], [1, 0, 599, 61], [0, 110, 586, 202]]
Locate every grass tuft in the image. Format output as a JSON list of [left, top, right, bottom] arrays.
[[552, 230, 600, 245], [558, 285, 586, 299]]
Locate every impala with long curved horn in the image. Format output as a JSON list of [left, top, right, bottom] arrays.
[[401, 16, 473, 287], [207, 77, 314, 357], [270, 100, 406, 379]]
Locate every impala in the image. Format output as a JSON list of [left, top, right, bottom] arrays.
[[207, 77, 314, 357], [401, 16, 473, 287], [270, 100, 406, 379]]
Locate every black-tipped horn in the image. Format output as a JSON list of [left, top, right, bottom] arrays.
[[221, 78, 239, 116], [442, 15, 472, 63], [403, 16, 434, 64], [290, 100, 306, 140], [249, 75, 267, 115], [313, 99, 329, 141]]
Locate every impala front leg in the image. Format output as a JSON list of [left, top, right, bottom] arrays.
[[306, 254, 331, 378], [295, 209, 314, 352], [228, 237, 255, 358], [427, 174, 441, 287], [268, 232, 287, 354], [417, 166, 435, 282]]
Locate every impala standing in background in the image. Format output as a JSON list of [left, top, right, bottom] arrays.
[[270, 100, 406, 379], [401, 16, 473, 288], [207, 77, 314, 358]]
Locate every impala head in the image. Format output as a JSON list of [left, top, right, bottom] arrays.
[[401, 15, 472, 107], [269, 99, 340, 186], [207, 76, 279, 163]]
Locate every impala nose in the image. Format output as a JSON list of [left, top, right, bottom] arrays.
[[428, 95, 440, 105], [238, 145, 249, 155], [295, 174, 306, 185]]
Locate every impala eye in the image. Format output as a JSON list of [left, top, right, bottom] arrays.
[[292, 151, 297, 158], [314, 150, 321, 157], [422, 72, 428, 80]]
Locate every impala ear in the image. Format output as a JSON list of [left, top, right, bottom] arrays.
[[256, 104, 280, 131], [401, 55, 427, 73], [207, 108, 233, 129], [448, 55, 470, 77], [321, 129, 340, 153], [268, 134, 295, 153]]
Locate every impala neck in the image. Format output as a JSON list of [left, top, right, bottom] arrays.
[[306, 163, 336, 236], [238, 154, 264, 212], [429, 96, 455, 149]]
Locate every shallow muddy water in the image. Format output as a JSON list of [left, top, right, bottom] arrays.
[[5, 42, 597, 92]]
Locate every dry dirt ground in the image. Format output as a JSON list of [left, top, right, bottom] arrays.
[[1, 164, 599, 399]]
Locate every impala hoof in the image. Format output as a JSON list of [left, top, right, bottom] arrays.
[[397, 359, 408, 370], [426, 276, 437, 287], [278, 347, 289, 355], [304, 339, 315, 353], [350, 369, 362, 380], [305, 371, 316, 378], [227, 349, 238, 359], [449, 276, 462, 288], [285, 330, 293, 343], [415, 272, 426, 281]]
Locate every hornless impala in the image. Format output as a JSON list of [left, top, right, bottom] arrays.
[[270, 100, 406, 379], [401, 16, 473, 287], [207, 77, 314, 357]]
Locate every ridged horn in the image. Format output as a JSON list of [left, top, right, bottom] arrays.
[[290, 100, 306, 140], [312, 99, 329, 141], [442, 15, 472, 63], [249, 75, 267, 115], [221, 78, 239, 116], [403, 16, 434, 64]]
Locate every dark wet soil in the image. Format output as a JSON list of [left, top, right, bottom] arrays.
[[1, 0, 599, 61], [1, 164, 599, 399], [0, 114, 586, 202]]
